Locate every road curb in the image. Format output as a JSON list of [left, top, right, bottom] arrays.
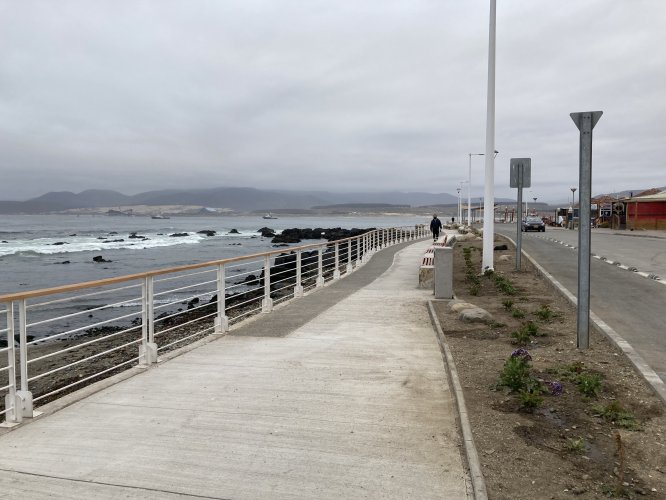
[[428, 300, 487, 500], [500, 234, 666, 404]]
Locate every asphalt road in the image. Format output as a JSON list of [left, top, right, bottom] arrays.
[[495, 225, 666, 383]]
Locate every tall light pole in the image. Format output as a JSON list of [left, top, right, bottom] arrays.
[[456, 186, 462, 223], [533, 197, 537, 216], [468, 153, 484, 225], [571, 187, 577, 229], [482, 0, 497, 272]]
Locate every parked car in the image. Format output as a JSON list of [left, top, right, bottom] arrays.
[[522, 216, 546, 232]]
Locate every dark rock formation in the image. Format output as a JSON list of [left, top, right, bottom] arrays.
[[198, 230, 217, 236], [93, 255, 111, 263], [494, 244, 508, 251], [170, 232, 189, 237], [227, 229, 239, 235], [51, 241, 68, 246], [258, 227, 276, 237], [271, 227, 374, 244]]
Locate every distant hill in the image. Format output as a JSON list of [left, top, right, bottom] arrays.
[[0, 187, 505, 214]]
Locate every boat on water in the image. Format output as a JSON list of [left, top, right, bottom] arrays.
[[262, 213, 278, 219], [151, 214, 170, 219]]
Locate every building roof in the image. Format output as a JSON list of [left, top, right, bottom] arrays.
[[628, 190, 666, 201]]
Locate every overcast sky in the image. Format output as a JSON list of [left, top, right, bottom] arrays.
[[1, 0, 664, 203]]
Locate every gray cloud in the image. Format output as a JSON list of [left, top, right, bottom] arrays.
[[0, 0, 664, 203]]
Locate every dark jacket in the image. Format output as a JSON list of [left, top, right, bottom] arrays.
[[430, 217, 442, 233]]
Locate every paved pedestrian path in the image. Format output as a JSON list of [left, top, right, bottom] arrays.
[[0, 240, 471, 499]]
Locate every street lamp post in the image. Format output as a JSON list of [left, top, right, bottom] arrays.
[[468, 153, 484, 225], [482, 0, 498, 272], [570, 187, 577, 229], [533, 197, 537, 216], [456, 187, 461, 223]]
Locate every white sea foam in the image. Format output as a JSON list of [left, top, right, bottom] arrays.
[[0, 232, 209, 257]]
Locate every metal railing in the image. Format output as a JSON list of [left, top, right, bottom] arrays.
[[1, 225, 428, 424]]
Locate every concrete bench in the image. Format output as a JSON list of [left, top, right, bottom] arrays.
[[419, 235, 454, 288]]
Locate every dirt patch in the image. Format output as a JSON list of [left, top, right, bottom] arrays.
[[434, 234, 665, 499]]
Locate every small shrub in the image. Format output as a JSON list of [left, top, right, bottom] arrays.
[[576, 373, 603, 397], [518, 389, 543, 411], [511, 328, 531, 345], [494, 275, 517, 295], [547, 362, 583, 382], [534, 304, 554, 321], [511, 308, 526, 319], [469, 283, 481, 296], [502, 299, 514, 311], [483, 268, 494, 278], [593, 401, 640, 430], [511, 348, 532, 361], [525, 321, 539, 336], [499, 355, 531, 392], [565, 437, 585, 454], [545, 381, 564, 395]]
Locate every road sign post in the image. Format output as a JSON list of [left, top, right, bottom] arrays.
[[570, 111, 603, 349], [510, 158, 531, 271]]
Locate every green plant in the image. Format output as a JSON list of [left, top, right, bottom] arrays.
[[483, 268, 494, 277], [511, 328, 531, 345], [494, 275, 517, 295], [593, 401, 640, 430], [576, 373, 603, 397], [511, 308, 525, 319], [518, 388, 544, 411], [525, 321, 544, 337], [565, 437, 585, 454], [502, 299, 514, 311], [469, 283, 481, 296], [499, 355, 531, 392], [534, 304, 554, 321], [548, 361, 585, 382]]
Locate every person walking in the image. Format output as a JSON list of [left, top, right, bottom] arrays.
[[430, 214, 442, 242]]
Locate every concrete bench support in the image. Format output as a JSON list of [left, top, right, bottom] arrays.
[[434, 246, 453, 299]]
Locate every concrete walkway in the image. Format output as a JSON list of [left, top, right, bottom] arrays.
[[0, 240, 471, 499]]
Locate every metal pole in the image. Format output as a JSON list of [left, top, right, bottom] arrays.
[[482, 0, 497, 272], [571, 111, 602, 349], [516, 187, 523, 271], [467, 154, 472, 225]]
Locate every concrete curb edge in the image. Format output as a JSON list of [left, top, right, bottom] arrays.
[[500, 234, 666, 404], [427, 300, 488, 500]]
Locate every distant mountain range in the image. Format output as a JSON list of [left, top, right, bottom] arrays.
[[0, 187, 466, 214], [3, 186, 659, 215]]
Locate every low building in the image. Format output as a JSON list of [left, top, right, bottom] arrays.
[[625, 190, 666, 230]]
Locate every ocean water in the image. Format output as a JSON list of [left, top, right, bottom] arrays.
[[0, 214, 428, 296]]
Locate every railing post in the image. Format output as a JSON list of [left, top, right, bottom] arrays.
[[262, 255, 273, 312], [214, 264, 229, 334], [316, 246, 325, 287], [333, 242, 341, 279], [3, 303, 21, 425], [139, 277, 158, 366], [14, 299, 34, 419], [360, 234, 367, 263], [347, 239, 353, 274], [294, 250, 304, 297]]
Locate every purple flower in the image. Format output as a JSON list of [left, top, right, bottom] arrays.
[[547, 381, 563, 396], [511, 348, 532, 361]]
